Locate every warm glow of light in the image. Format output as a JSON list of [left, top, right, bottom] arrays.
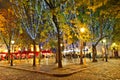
[[25, 48, 28, 51], [102, 39, 106, 43], [18, 48, 21, 51], [31, 45, 39, 51], [60, 43, 63, 47], [41, 46, 43, 49], [11, 40, 15, 44], [80, 28, 85, 33], [31, 46, 33, 51], [4, 50, 7, 52], [111, 42, 118, 50], [113, 43, 116, 46], [36, 45, 39, 52]]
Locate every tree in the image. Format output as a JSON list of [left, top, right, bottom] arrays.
[[74, 0, 113, 63], [43, 0, 92, 65], [11, 0, 48, 67], [43, 0, 66, 68], [43, 0, 88, 67], [16, 27, 33, 56], [106, 0, 120, 45], [64, 0, 115, 62], [11, 0, 118, 67], [0, 8, 19, 66], [71, 19, 91, 64], [113, 19, 120, 44]]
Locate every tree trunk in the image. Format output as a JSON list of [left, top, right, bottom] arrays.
[[53, 15, 62, 68], [92, 44, 97, 62], [80, 41, 83, 64], [10, 45, 14, 66], [7, 48, 10, 64], [44, 0, 62, 68], [105, 45, 108, 62], [10, 54, 13, 66], [8, 47, 13, 66], [55, 48, 58, 63], [57, 28, 62, 68], [33, 40, 36, 67]]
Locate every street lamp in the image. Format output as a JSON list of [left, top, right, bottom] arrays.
[[79, 27, 85, 64], [60, 43, 63, 47], [11, 40, 15, 66], [102, 39, 106, 44], [80, 27, 85, 33], [60, 43, 64, 55], [102, 39, 108, 62]]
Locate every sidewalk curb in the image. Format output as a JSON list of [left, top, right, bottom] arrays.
[[0, 65, 88, 77]]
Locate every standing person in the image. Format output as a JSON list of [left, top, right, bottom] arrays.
[[89, 52, 92, 61], [88, 47, 92, 61]]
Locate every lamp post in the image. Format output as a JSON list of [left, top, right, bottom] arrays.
[[11, 40, 15, 66], [60, 43, 63, 58], [102, 39, 108, 62], [80, 27, 85, 64]]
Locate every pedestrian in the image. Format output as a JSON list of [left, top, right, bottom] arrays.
[[89, 52, 92, 61]]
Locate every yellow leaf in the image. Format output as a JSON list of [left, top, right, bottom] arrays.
[[19, 27, 23, 34]]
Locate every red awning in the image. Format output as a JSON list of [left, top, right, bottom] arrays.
[[41, 50, 51, 54]]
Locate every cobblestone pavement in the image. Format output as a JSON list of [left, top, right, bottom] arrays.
[[70, 59, 120, 80], [0, 58, 120, 80]]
